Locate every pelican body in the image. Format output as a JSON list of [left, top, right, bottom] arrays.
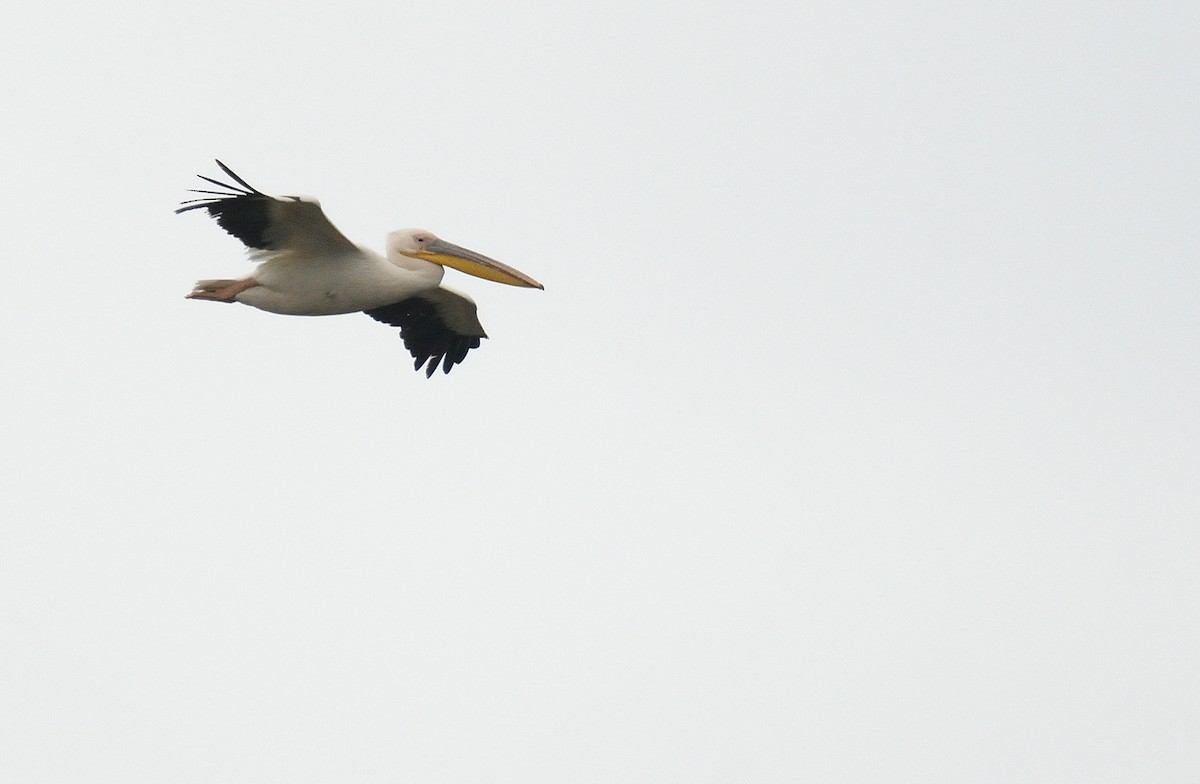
[[178, 161, 543, 376]]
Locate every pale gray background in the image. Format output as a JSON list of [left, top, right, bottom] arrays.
[[2, 1, 1197, 781]]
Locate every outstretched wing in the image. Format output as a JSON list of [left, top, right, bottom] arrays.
[[364, 288, 488, 377], [176, 160, 359, 258]]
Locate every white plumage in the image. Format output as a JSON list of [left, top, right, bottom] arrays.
[[178, 161, 543, 376]]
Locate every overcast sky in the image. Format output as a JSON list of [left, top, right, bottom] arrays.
[[2, 1, 1197, 781]]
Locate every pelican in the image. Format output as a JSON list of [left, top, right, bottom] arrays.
[[177, 160, 543, 376]]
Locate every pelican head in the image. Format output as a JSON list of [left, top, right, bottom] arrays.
[[388, 229, 543, 289]]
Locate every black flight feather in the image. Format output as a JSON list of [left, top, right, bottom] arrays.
[[175, 160, 277, 250], [365, 296, 485, 377]]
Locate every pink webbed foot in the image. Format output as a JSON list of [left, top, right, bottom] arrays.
[[186, 278, 259, 302]]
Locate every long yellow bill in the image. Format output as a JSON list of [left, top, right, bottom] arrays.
[[415, 239, 544, 289]]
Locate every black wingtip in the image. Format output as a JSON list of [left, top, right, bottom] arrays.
[[176, 161, 256, 215], [214, 159, 263, 194], [365, 296, 486, 378], [175, 164, 278, 250]]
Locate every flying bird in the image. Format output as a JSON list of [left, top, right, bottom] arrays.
[[177, 160, 543, 376]]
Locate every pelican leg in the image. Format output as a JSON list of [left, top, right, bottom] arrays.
[[186, 278, 259, 302]]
